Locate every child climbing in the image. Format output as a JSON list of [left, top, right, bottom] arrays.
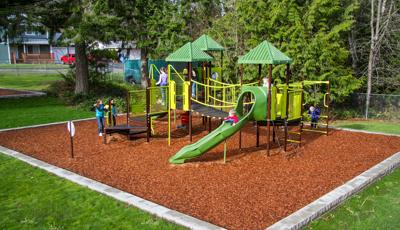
[[156, 67, 168, 105], [308, 106, 320, 128], [94, 99, 105, 136], [224, 109, 239, 126], [105, 98, 117, 126]]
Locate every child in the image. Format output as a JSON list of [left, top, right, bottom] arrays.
[[308, 106, 320, 128], [94, 99, 105, 136], [224, 109, 239, 126], [177, 111, 190, 129], [106, 98, 117, 126], [156, 67, 168, 105], [262, 77, 272, 87]]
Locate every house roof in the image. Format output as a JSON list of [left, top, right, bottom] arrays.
[[192, 34, 224, 51], [165, 42, 214, 62], [238, 41, 292, 65]]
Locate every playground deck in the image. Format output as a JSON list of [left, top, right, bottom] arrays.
[[0, 116, 399, 229]]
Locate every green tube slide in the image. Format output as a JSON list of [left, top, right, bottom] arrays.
[[169, 86, 268, 164]]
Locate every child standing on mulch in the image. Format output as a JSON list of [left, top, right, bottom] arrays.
[[224, 109, 239, 126], [95, 99, 105, 136], [308, 106, 320, 128], [177, 111, 190, 129]]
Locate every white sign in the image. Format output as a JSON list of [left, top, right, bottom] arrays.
[[67, 121, 75, 137]]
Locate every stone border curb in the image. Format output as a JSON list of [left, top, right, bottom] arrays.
[[332, 126, 400, 137], [0, 146, 225, 230], [267, 151, 400, 230]]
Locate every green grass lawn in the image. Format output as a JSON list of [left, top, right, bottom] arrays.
[[0, 64, 69, 69], [332, 120, 400, 135], [0, 154, 182, 230], [0, 96, 93, 129], [0, 73, 62, 91], [307, 168, 400, 229]]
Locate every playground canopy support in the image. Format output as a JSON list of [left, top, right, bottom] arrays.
[[238, 40, 294, 155], [166, 41, 214, 143]]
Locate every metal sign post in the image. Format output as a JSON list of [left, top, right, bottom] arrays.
[[67, 121, 75, 158]]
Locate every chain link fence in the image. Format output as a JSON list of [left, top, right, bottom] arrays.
[[333, 93, 400, 121]]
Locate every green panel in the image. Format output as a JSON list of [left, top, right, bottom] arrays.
[[288, 91, 302, 121], [192, 34, 224, 51], [271, 87, 277, 120], [238, 40, 292, 65], [169, 81, 176, 109], [165, 42, 214, 62]]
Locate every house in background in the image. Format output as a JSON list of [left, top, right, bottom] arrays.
[[0, 30, 75, 64]]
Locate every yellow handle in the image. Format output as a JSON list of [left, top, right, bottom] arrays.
[[324, 93, 330, 108]]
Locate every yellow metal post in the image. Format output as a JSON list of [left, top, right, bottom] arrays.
[[168, 65, 171, 146]]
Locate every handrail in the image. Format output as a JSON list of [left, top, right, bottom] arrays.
[[324, 92, 330, 108], [149, 64, 161, 80], [169, 64, 186, 82], [191, 97, 236, 109]]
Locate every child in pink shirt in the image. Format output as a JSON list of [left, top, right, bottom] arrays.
[[224, 109, 239, 125]]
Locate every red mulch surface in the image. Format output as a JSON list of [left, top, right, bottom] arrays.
[[0, 88, 31, 96], [1, 116, 400, 230]]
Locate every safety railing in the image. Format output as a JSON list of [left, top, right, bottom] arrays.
[[148, 64, 161, 81]]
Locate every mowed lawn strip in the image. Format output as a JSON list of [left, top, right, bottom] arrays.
[[0, 73, 62, 91], [0, 154, 183, 230], [333, 120, 400, 135], [0, 64, 69, 69], [307, 168, 400, 229], [0, 96, 93, 129]]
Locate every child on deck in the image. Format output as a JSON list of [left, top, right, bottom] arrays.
[[224, 109, 239, 126], [308, 106, 320, 128], [94, 99, 105, 136], [156, 67, 168, 105]]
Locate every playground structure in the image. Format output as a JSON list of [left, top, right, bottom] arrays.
[[116, 34, 331, 163], [165, 37, 331, 164]]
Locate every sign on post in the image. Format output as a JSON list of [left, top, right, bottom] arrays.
[[67, 121, 75, 158]]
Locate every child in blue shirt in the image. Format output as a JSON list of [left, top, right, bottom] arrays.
[[95, 99, 105, 136], [308, 106, 320, 128]]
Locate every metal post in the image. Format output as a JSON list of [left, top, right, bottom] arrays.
[[256, 122, 260, 147], [257, 64, 262, 146], [220, 50, 223, 78], [267, 64, 273, 155], [326, 82, 330, 135], [208, 117, 212, 133], [239, 64, 244, 150], [284, 64, 290, 151], [168, 64, 171, 146], [146, 86, 150, 142], [126, 91, 130, 125], [69, 122, 74, 158], [188, 62, 193, 142], [300, 81, 305, 147]]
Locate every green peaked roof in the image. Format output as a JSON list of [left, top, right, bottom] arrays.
[[166, 42, 214, 62], [238, 41, 292, 65], [193, 34, 224, 51]]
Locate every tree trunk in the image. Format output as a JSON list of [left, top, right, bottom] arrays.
[[140, 47, 148, 88], [75, 42, 89, 95], [366, 43, 374, 119]]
